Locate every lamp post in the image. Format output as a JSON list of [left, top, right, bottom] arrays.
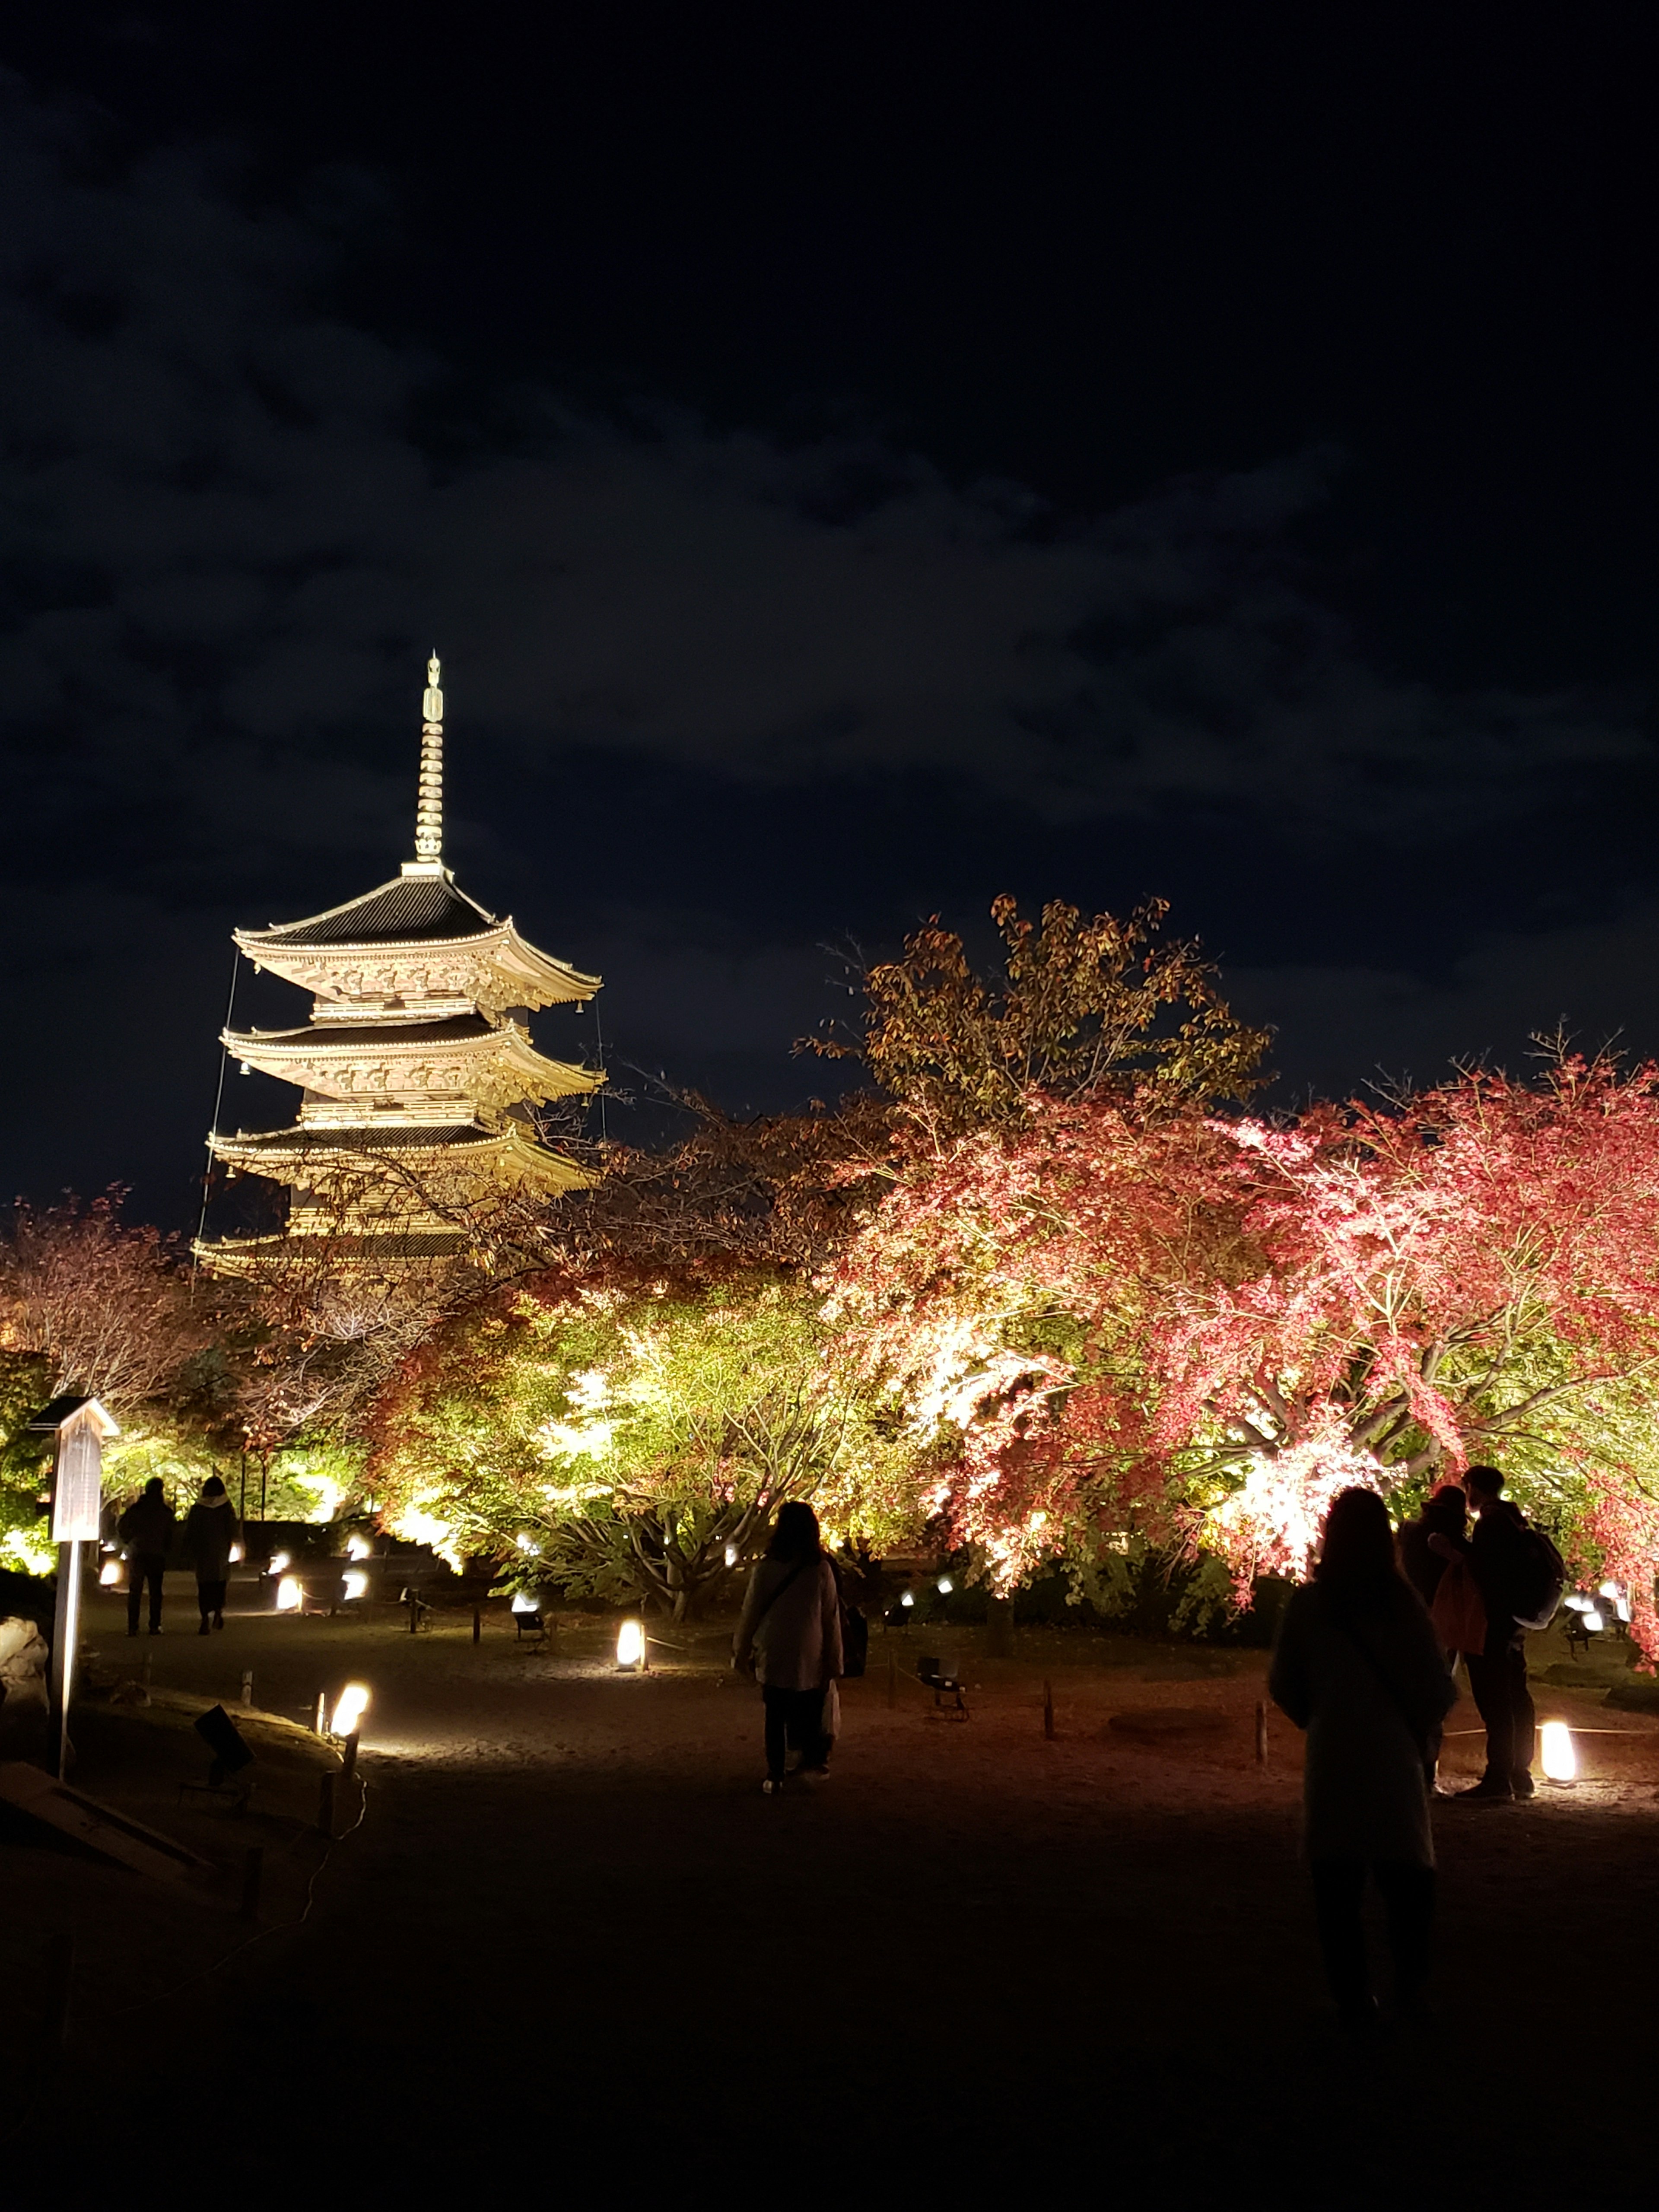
[[27, 1395, 121, 1780]]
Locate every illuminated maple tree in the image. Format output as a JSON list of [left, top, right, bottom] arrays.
[[825, 1052, 1659, 1653]]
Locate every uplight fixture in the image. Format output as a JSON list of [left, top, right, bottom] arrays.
[[99, 1559, 121, 1587], [937, 1576, 954, 1595], [1582, 1608, 1604, 1633], [331, 1681, 371, 1738], [347, 1535, 372, 1561], [342, 1570, 369, 1602], [724, 1542, 739, 1568], [275, 1574, 303, 1612], [616, 1617, 646, 1671], [1540, 1719, 1576, 1786], [511, 1590, 539, 1614], [900, 1590, 915, 1608], [269, 1551, 291, 1575]]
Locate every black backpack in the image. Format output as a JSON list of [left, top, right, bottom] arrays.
[[1511, 1523, 1567, 1633]]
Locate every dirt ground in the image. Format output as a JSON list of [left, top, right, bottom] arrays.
[[3, 1574, 1657, 2197]]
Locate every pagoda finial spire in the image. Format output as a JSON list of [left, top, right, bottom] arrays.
[[412, 650, 444, 869]]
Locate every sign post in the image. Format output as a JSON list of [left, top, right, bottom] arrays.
[[28, 1396, 120, 1779]]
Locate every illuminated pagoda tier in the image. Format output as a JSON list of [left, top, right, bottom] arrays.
[[197, 656, 602, 1273]]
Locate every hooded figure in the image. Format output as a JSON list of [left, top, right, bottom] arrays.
[[181, 1475, 239, 1634]]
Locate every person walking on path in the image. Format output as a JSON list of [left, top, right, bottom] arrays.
[[181, 1475, 239, 1635], [1431, 1464, 1540, 1802], [1270, 1487, 1458, 2035], [733, 1501, 843, 1795], [117, 1477, 176, 1636]]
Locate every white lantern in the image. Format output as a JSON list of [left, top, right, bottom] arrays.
[[342, 1570, 369, 1601], [331, 1681, 371, 1737], [616, 1618, 645, 1670], [1540, 1719, 1576, 1785], [275, 1574, 303, 1612]]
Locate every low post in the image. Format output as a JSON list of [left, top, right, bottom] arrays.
[[317, 1770, 336, 1838], [239, 1844, 264, 1921], [1254, 1700, 1268, 1764], [472, 1604, 481, 1644], [407, 1591, 419, 1634], [341, 1733, 359, 1783], [1042, 1679, 1055, 1740], [314, 1690, 327, 1736], [240, 1669, 254, 1709]]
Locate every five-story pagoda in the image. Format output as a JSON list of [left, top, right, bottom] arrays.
[[196, 657, 602, 1274]]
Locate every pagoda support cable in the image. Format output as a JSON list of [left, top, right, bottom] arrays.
[[193, 949, 241, 1281]]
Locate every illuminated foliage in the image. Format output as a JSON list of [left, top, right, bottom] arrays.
[[804, 893, 1271, 1144], [826, 1053, 1659, 1654], [368, 1267, 922, 1614]]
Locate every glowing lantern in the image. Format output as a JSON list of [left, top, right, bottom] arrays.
[[900, 1590, 915, 1608], [937, 1576, 954, 1595], [99, 1559, 121, 1587], [229, 1542, 244, 1564], [342, 1570, 369, 1601], [275, 1575, 303, 1612], [616, 1618, 645, 1671], [269, 1551, 291, 1575], [347, 1535, 372, 1561], [1540, 1720, 1576, 1786], [724, 1542, 739, 1567], [331, 1681, 371, 1738]]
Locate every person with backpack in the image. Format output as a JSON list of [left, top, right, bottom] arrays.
[[1269, 1487, 1458, 2035], [1431, 1464, 1561, 1803], [733, 1501, 844, 1795]]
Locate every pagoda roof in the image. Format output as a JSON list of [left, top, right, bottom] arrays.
[[241, 871, 501, 948], [233, 1014, 499, 1047], [209, 1118, 591, 1192]]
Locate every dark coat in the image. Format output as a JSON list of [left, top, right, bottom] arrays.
[[118, 1493, 177, 1556], [181, 1497, 239, 1582]]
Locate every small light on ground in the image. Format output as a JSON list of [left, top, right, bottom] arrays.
[[99, 1560, 121, 1586], [511, 1590, 539, 1614], [724, 1543, 739, 1567], [275, 1574, 303, 1612], [616, 1618, 645, 1670], [347, 1535, 372, 1560], [937, 1576, 954, 1594], [229, 1542, 244, 1564], [342, 1570, 369, 1601], [1540, 1719, 1576, 1785], [269, 1551, 291, 1575], [332, 1682, 371, 1737], [900, 1590, 915, 1608]]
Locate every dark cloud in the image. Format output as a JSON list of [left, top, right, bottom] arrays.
[[0, 59, 1654, 1221]]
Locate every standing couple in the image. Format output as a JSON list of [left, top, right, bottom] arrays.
[[1270, 1464, 1557, 2034]]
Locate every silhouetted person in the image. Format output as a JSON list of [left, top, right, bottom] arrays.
[[733, 1500, 843, 1794], [1270, 1487, 1457, 2033], [1432, 1464, 1538, 1801], [1397, 1485, 1468, 1608], [181, 1475, 239, 1635], [117, 1477, 176, 1636]]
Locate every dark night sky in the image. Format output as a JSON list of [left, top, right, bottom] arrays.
[[2, 4, 1655, 1226]]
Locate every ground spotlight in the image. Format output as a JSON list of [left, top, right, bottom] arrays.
[[332, 1681, 371, 1737], [275, 1574, 303, 1612], [1540, 1719, 1577, 1786], [616, 1617, 646, 1671]]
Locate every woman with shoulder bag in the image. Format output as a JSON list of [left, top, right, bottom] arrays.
[[1269, 1487, 1458, 2036], [733, 1502, 843, 1796]]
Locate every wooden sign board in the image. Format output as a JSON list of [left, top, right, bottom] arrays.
[[51, 1417, 104, 1543]]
